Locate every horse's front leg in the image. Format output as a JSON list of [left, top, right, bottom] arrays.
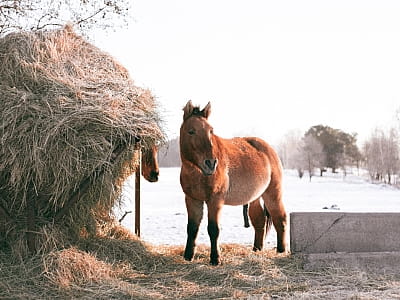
[[184, 196, 204, 261], [206, 199, 223, 265]]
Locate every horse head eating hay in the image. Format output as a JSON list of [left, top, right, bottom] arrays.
[[179, 101, 287, 265], [141, 145, 159, 182]]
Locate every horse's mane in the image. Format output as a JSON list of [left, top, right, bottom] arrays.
[[191, 107, 202, 116], [183, 101, 211, 120]]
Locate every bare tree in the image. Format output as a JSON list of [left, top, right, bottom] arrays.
[[296, 135, 325, 181], [364, 129, 383, 181], [277, 130, 302, 168], [277, 130, 325, 180], [0, 0, 131, 36], [363, 127, 400, 184], [384, 128, 399, 184]]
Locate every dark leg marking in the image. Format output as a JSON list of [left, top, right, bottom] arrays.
[[243, 204, 250, 228], [184, 219, 200, 261], [207, 220, 220, 265]]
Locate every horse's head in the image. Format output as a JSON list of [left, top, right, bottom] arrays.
[[180, 101, 218, 176], [141, 145, 159, 182]]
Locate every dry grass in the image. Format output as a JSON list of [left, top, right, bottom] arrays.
[[1, 224, 399, 300]]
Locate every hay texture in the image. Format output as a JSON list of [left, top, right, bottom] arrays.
[[0, 26, 164, 256], [2, 238, 399, 299]]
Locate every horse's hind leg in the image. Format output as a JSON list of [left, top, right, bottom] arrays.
[[184, 196, 204, 261], [249, 198, 266, 251], [243, 204, 250, 228], [262, 186, 287, 253]]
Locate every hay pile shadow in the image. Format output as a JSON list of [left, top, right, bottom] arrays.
[[0, 25, 164, 256]]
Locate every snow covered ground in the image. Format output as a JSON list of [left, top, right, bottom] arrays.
[[116, 168, 400, 248]]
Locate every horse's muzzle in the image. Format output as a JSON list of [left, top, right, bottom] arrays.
[[148, 170, 159, 182], [202, 159, 218, 176]]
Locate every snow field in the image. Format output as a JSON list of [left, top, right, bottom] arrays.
[[116, 168, 400, 247]]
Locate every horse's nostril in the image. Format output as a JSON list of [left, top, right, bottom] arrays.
[[205, 159, 217, 170], [150, 170, 159, 178], [205, 160, 211, 169]]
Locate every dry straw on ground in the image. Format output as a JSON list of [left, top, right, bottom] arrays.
[[1, 223, 400, 300], [0, 25, 164, 256]]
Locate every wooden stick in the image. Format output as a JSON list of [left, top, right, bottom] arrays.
[[118, 210, 132, 223], [135, 150, 141, 237]]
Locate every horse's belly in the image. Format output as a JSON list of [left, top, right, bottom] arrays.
[[224, 177, 269, 206]]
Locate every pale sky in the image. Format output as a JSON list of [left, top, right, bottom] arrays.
[[96, 0, 400, 145]]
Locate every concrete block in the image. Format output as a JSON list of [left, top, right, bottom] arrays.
[[290, 212, 400, 254]]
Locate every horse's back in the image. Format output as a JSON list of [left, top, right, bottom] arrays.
[[226, 137, 282, 173], [243, 137, 282, 177]]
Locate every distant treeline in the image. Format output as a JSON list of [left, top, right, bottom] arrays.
[[278, 124, 399, 185]]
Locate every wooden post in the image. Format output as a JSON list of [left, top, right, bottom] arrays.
[[135, 151, 141, 237]]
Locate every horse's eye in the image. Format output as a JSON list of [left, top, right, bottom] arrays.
[[188, 129, 196, 135]]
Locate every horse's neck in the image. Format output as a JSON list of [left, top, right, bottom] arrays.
[[213, 135, 228, 166]]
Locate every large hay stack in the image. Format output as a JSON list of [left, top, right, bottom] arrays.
[[0, 26, 164, 256]]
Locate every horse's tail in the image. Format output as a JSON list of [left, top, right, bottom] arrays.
[[243, 204, 272, 232], [264, 205, 273, 235]]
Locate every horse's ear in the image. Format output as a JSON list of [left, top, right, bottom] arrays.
[[183, 100, 194, 121], [201, 102, 211, 119]]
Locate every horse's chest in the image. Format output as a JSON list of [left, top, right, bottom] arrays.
[[180, 168, 228, 201]]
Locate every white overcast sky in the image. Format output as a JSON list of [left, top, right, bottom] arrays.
[[96, 0, 400, 145]]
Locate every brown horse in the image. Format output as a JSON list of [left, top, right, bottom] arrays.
[[179, 101, 287, 265], [141, 145, 159, 182]]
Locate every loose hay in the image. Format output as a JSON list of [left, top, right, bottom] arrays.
[[43, 247, 117, 287], [1, 233, 400, 299], [0, 25, 164, 256]]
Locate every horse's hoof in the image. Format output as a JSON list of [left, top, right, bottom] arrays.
[[276, 246, 287, 253], [184, 254, 194, 261], [183, 250, 194, 261], [209, 256, 221, 266], [252, 246, 262, 252], [209, 259, 220, 266]]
